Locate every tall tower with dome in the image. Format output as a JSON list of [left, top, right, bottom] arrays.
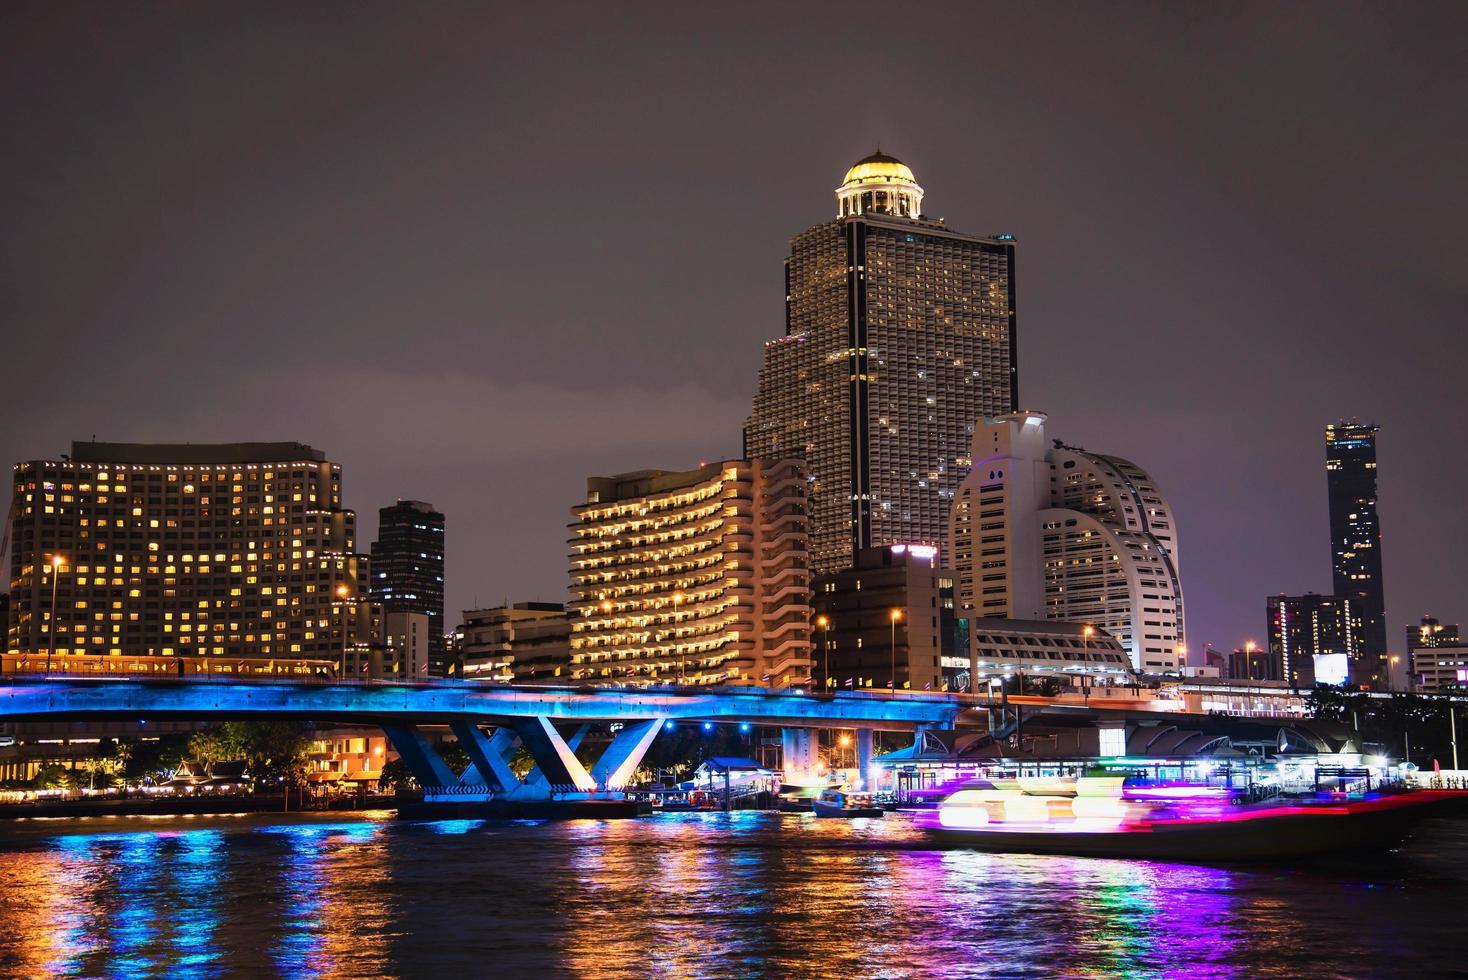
[[744, 151, 1019, 574]]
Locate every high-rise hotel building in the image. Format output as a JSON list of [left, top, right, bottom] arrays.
[[567, 459, 812, 687], [6, 442, 369, 662], [1325, 421, 1387, 684], [370, 500, 446, 675], [744, 152, 1018, 574], [949, 413, 1185, 673]]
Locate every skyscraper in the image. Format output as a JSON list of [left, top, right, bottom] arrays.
[[370, 500, 446, 675], [948, 413, 1185, 673], [6, 442, 368, 663], [1325, 421, 1386, 684], [745, 151, 1018, 573]]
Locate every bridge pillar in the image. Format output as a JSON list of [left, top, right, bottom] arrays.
[[381, 724, 459, 791], [450, 722, 521, 792], [589, 718, 664, 791], [781, 728, 816, 781], [507, 717, 598, 794], [855, 728, 875, 792], [523, 723, 589, 792]]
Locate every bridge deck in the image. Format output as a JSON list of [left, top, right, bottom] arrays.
[[0, 679, 967, 731]]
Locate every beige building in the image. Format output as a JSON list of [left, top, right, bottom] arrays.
[[7, 442, 370, 664], [568, 460, 812, 687], [459, 602, 571, 683]]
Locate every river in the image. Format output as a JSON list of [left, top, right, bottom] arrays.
[[0, 810, 1463, 978]]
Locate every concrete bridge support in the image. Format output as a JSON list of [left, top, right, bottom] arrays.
[[856, 728, 875, 791], [781, 728, 816, 781], [382, 716, 666, 803]]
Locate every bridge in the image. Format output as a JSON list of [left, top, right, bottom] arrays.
[[0, 677, 972, 804]]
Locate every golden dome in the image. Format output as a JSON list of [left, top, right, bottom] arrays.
[[842, 151, 917, 186]]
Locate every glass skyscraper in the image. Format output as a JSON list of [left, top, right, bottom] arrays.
[[744, 152, 1018, 573], [371, 500, 446, 674], [1325, 421, 1386, 684]]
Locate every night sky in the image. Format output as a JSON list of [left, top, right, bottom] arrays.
[[4, 4, 1465, 659]]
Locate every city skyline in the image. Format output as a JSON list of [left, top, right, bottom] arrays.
[[2, 6, 1464, 655]]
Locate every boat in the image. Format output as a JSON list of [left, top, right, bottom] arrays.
[[813, 788, 885, 818], [925, 777, 1462, 861]]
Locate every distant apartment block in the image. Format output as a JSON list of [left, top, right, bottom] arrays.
[[1407, 615, 1467, 692], [1267, 593, 1360, 688], [459, 602, 571, 683]]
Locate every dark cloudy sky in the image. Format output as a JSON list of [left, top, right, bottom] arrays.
[[4, 3, 1465, 658]]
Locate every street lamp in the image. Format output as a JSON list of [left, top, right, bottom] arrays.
[[1082, 626, 1096, 703], [45, 554, 65, 675], [816, 614, 831, 691], [1244, 641, 1258, 681], [336, 584, 351, 678], [889, 608, 904, 693]]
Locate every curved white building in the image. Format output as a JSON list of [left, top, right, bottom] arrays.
[[950, 413, 1185, 673]]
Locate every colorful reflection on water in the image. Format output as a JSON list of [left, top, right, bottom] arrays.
[[0, 810, 1462, 978]]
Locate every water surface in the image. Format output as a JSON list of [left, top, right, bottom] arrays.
[[0, 810, 1463, 978]]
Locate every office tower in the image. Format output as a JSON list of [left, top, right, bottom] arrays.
[[745, 151, 1018, 573], [370, 500, 446, 675], [949, 412, 1185, 673], [458, 602, 571, 682], [6, 442, 368, 662], [567, 459, 812, 687], [811, 545, 955, 693], [1325, 421, 1386, 684], [1267, 593, 1360, 688]]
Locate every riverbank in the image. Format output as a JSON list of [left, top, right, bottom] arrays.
[[0, 793, 399, 820]]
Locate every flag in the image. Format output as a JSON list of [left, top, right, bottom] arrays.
[[924, 681, 932, 690], [844, 677, 854, 688], [762, 672, 772, 682]]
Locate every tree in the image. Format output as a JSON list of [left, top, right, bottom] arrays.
[[119, 733, 191, 787], [188, 721, 311, 790], [32, 764, 68, 789], [378, 757, 417, 792]]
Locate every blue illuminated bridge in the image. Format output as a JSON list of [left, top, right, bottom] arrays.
[[0, 678, 984, 805]]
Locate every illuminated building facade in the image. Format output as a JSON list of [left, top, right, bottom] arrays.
[[459, 602, 571, 683], [744, 151, 1018, 574], [370, 500, 446, 675], [568, 460, 812, 687], [6, 442, 369, 662], [1325, 421, 1386, 684], [1407, 616, 1467, 692], [950, 413, 1185, 673], [1267, 593, 1359, 688], [812, 545, 954, 693]]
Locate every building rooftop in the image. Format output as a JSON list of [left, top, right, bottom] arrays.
[[67, 441, 327, 465]]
